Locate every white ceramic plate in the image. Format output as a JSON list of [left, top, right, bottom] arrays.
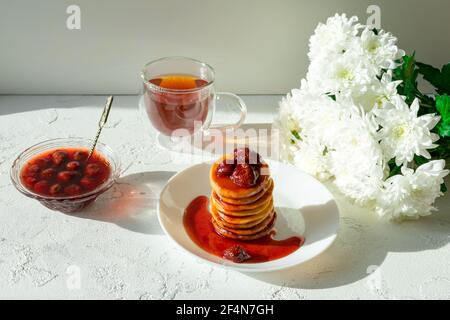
[[158, 161, 340, 272]]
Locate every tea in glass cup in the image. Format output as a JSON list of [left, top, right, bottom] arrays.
[[140, 57, 247, 137]]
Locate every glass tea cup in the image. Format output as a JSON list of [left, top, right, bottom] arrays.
[[139, 57, 247, 138]]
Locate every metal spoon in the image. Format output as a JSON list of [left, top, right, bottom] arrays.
[[87, 96, 114, 161]]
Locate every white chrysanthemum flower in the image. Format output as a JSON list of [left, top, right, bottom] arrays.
[[276, 13, 445, 220], [376, 160, 449, 220], [279, 85, 343, 140], [374, 96, 440, 166], [359, 28, 405, 71], [306, 15, 404, 100], [353, 71, 402, 112], [330, 147, 384, 207], [308, 14, 361, 61], [308, 56, 369, 94], [277, 91, 385, 205], [293, 138, 332, 181], [327, 104, 385, 205], [274, 92, 302, 163]]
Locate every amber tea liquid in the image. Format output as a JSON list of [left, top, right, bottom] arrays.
[[144, 74, 211, 136]]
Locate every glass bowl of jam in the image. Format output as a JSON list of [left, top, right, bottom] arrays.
[[10, 138, 121, 213]]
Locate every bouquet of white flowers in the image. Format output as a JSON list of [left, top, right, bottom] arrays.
[[275, 14, 450, 220]]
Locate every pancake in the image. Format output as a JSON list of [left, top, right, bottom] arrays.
[[211, 207, 270, 229], [216, 179, 274, 205], [212, 194, 273, 218], [212, 207, 275, 231], [211, 200, 273, 225], [213, 212, 277, 241], [211, 184, 273, 212], [209, 156, 271, 199]]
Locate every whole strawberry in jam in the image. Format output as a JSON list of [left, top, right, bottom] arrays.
[[40, 168, 56, 180], [51, 150, 68, 166], [26, 164, 41, 177], [223, 245, 251, 263], [65, 184, 82, 196], [34, 180, 50, 194], [80, 177, 97, 190], [230, 163, 260, 188], [66, 161, 81, 171], [85, 163, 101, 177], [49, 183, 63, 196], [73, 150, 88, 161], [216, 159, 236, 177], [57, 171, 81, 183]]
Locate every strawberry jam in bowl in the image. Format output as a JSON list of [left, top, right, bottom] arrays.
[[10, 138, 121, 213]]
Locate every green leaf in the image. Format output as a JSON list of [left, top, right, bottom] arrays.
[[435, 94, 450, 122], [325, 93, 336, 101], [393, 53, 419, 105], [387, 159, 402, 178], [291, 129, 301, 140], [430, 137, 450, 159], [414, 155, 429, 166], [435, 94, 450, 137], [417, 62, 450, 95], [436, 123, 450, 137], [441, 183, 447, 193]]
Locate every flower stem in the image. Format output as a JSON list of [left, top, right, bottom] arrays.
[[420, 102, 434, 108]]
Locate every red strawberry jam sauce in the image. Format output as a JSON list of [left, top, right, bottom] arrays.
[[20, 147, 111, 198], [183, 196, 304, 263]]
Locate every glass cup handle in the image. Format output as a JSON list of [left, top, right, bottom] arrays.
[[207, 92, 247, 132]]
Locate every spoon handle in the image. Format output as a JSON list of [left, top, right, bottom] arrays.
[[88, 96, 114, 160]]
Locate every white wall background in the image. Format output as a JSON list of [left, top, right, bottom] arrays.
[[0, 0, 449, 94]]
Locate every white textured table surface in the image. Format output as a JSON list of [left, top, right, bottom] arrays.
[[0, 95, 449, 300]]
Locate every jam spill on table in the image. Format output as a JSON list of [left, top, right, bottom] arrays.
[[183, 196, 304, 263]]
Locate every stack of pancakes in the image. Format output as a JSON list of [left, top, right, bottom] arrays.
[[209, 156, 276, 241]]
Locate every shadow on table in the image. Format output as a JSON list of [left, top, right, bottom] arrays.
[[243, 187, 450, 290], [68, 171, 176, 235]]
